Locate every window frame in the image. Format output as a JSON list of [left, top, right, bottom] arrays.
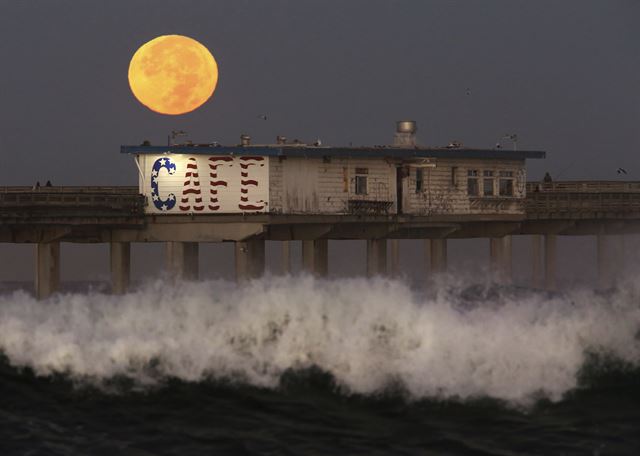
[[467, 169, 479, 196], [482, 170, 494, 196], [355, 174, 368, 195], [415, 168, 424, 193]]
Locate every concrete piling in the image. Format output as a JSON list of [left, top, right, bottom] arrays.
[[490, 236, 512, 283], [389, 239, 400, 277], [281, 241, 291, 275], [35, 242, 60, 300], [165, 241, 199, 281], [597, 234, 624, 290], [531, 235, 543, 288], [302, 239, 328, 277], [235, 239, 265, 282], [366, 239, 387, 277], [544, 234, 557, 291], [110, 241, 130, 294], [429, 239, 448, 274]]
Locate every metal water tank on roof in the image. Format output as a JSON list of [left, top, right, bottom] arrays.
[[393, 120, 417, 146]]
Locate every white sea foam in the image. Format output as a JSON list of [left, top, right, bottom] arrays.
[[0, 276, 639, 404]]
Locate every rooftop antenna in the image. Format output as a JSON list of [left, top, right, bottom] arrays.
[[168, 130, 188, 146], [496, 133, 518, 151]]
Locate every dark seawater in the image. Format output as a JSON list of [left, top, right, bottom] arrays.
[[1, 278, 639, 455]]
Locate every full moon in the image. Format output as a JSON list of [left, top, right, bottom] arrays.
[[128, 35, 218, 115]]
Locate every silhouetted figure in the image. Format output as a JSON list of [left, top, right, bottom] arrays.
[[543, 172, 552, 183], [45, 180, 52, 187]]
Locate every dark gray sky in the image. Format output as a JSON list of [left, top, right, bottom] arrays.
[[0, 1, 639, 284]]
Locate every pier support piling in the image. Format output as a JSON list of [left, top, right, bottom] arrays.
[[302, 239, 328, 277], [490, 236, 512, 284], [366, 239, 387, 277], [531, 235, 544, 289], [429, 239, 448, 275], [281, 241, 291, 275], [389, 239, 400, 277], [544, 234, 557, 291], [235, 239, 265, 282], [110, 241, 130, 294], [35, 242, 60, 300], [165, 241, 199, 281], [597, 234, 623, 289]]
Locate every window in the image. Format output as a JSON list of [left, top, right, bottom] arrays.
[[355, 176, 367, 195], [467, 169, 479, 196], [451, 167, 458, 186], [355, 167, 368, 195], [499, 171, 514, 196], [499, 179, 514, 196], [483, 170, 494, 196], [415, 168, 423, 193]]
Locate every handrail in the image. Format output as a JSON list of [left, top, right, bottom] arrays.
[[526, 181, 640, 193], [0, 186, 139, 194]]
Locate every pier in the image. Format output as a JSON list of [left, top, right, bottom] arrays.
[[2, 181, 639, 298]]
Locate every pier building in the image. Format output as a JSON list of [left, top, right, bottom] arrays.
[[127, 121, 543, 218]]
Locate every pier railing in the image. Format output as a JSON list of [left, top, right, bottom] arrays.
[[525, 181, 640, 216], [0, 186, 144, 217], [525, 181, 640, 193]]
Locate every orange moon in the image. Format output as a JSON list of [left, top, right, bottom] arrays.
[[128, 35, 218, 115]]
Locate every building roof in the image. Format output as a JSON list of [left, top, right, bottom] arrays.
[[120, 145, 545, 160]]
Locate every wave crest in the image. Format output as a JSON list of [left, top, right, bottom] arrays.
[[1, 277, 639, 404]]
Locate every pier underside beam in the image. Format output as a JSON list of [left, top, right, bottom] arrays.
[[35, 241, 60, 300], [302, 239, 328, 277], [366, 239, 387, 277], [165, 241, 199, 281], [235, 239, 265, 282], [110, 241, 130, 294]]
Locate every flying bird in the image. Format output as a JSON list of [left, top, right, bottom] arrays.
[[257, 114, 267, 120], [617, 168, 628, 175], [465, 88, 471, 95]]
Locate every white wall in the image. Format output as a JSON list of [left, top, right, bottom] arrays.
[[138, 154, 270, 214]]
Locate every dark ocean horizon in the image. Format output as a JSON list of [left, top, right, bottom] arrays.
[[1, 276, 639, 455]]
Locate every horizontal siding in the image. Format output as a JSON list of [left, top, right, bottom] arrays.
[[270, 157, 395, 214], [404, 159, 526, 215], [269, 157, 527, 216]]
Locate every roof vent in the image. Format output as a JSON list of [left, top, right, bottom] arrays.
[[240, 134, 251, 146], [394, 120, 417, 146]]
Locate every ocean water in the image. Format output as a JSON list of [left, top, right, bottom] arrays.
[[0, 276, 639, 455]]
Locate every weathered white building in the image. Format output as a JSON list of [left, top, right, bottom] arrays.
[[123, 122, 544, 217]]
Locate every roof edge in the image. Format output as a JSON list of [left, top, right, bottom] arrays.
[[120, 145, 545, 160]]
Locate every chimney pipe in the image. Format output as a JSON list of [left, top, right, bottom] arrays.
[[393, 120, 417, 146]]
